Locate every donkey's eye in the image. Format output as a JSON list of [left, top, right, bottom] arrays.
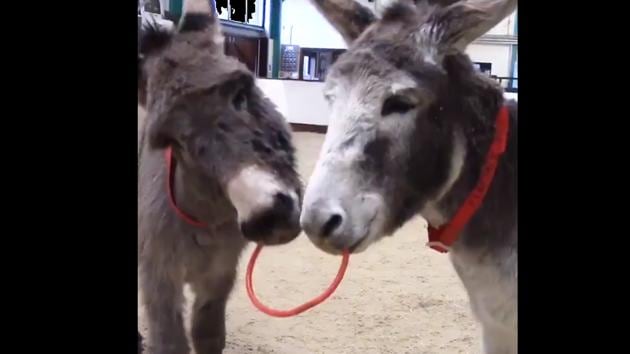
[[381, 95, 416, 116], [233, 90, 247, 111]]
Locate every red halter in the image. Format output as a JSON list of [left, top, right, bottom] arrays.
[[427, 105, 510, 253], [164, 146, 208, 228]]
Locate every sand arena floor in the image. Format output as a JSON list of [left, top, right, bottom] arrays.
[[138, 108, 480, 353]]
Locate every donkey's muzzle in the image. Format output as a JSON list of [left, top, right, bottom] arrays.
[[239, 192, 301, 245]]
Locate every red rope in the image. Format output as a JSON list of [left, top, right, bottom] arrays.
[[164, 147, 350, 317], [246, 244, 350, 317], [165, 146, 208, 228]]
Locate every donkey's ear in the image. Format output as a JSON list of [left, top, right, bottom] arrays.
[[309, 0, 376, 43], [177, 0, 226, 47], [423, 0, 516, 51]]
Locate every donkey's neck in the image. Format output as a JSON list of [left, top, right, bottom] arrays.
[[433, 100, 517, 250], [171, 161, 238, 230]]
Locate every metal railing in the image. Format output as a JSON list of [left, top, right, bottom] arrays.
[[492, 76, 518, 93]]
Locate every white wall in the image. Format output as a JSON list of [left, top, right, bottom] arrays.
[[487, 12, 517, 36], [281, 0, 346, 48], [465, 10, 517, 77], [466, 44, 513, 77], [504, 92, 517, 101], [256, 79, 330, 125], [280, 0, 377, 48]]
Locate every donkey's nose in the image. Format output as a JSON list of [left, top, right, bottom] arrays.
[[321, 213, 343, 238], [300, 199, 347, 240], [272, 192, 295, 214], [239, 191, 301, 245]]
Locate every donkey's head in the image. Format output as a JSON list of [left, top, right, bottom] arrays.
[[301, 0, 516, 254], [139, 0, 302, 245]]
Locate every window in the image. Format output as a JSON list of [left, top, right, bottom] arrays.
[[508, 12, 517, 91], [215, 0, 265, 27], [139, 0, 162, 15], [510, 46, 518, 90]]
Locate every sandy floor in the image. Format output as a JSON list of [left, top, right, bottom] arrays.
[[138, 127, 480, 353]]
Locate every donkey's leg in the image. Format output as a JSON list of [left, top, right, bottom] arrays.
[[472, 291, 517, 354], [189, 266, 237, 354], [140, 264, 188, 354], [481, 324, 517, 354], [451, 251, 517, 354]]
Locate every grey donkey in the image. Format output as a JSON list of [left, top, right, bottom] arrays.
[[137, 1, 302, 353], [299, 0, 517, 353]]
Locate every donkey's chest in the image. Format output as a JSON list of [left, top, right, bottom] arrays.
[[450, 248, 517, 332]]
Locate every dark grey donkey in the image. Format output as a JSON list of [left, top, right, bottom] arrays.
[[137, 1, 302, 353], [300, 0, 517, 353]]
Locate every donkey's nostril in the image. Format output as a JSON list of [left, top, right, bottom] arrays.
[[274, 192, 294, 212], [321, 214, 343, 238]]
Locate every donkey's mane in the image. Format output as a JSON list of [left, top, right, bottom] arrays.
[[437, 53, 505, 161], [139, 21, 173, 58], [138, 20, 174, 167]]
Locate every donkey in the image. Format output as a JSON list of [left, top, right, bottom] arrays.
[[137, 1, 302, 353], [300, 0, 517, 352]]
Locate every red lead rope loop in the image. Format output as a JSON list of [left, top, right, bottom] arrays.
[[163, 147, 350, 317], [246, 244, 350, 317]]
